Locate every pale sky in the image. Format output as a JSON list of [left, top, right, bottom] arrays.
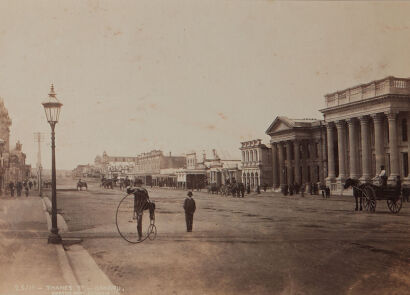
[[1, 0, 410, 169]]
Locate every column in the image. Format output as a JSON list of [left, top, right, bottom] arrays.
[[388, 111, 399, 181], [348, 118, 359, 179], [278, 142, 285, 187], [286, 141, 293, 185], [372, 113, 385, 175], [407, 112, 410, 181], [359, 116, 371, 181], [272, 143, 279, 188], [320, 127, 327, 184], [336, 120, 347, 181], [326, 123, 336, 183], [318, 138, 324, 184], [294, 140, 301, 185], [301, 140, 308, 184]]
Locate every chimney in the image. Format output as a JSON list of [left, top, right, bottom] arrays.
[[169, 151, 171, 157], [202, 151, 206, 162]]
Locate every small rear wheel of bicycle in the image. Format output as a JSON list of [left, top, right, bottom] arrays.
[[147, 224, 157, 240]]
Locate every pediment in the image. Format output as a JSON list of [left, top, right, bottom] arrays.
[[265, 116, 294, 135]]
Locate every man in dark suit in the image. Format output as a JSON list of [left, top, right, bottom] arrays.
[[183, 191, 196, 232], [128, 180, 149, 241]]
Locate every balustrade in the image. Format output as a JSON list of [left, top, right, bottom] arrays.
[[325, 77, 410, 107]]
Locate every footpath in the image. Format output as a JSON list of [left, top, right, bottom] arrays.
[[0, 194, 119, 295]]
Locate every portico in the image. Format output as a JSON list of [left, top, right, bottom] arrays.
[[266, 117, 327, 190], [320, 76, 410, 190]]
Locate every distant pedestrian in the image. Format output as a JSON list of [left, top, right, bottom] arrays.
[[29, 180, 33, 190], [300, 183, 306, 197], [24, 183, 29, 197], [256, 185, 260, 194], [240, 183, 245, 198], [9, 182, 14, 197], [183, 191, 196, 232], [246, 184, 251, 194], [16, 181, 23, 197], [325, 187, 330, 198], [289, 184, 294, 196]]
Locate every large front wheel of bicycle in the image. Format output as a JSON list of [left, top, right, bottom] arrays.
[[115, 194, 152, 244]]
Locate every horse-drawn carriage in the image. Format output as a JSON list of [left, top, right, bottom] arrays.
[[77, 180, 88, 191], [43, 180, 52, 189], [101, 177, 115, 189], [207, 183, 220, 194], [344, 178, 403, 214]]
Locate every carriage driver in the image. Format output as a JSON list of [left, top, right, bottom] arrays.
[[376, 165, 387, 187]]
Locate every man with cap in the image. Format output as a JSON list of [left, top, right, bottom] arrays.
[[183, 191, 196, 232]]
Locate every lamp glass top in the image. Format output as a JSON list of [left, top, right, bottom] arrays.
[[42, 84, 63, 123]]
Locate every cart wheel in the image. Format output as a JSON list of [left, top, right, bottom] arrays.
[[362, 194, 369, 211], [387, 197, 402, 214], [363, 186, 376, 213], [368, 196, 376, 213]]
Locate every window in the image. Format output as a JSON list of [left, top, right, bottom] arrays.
[[284, 147, 287, 160], [307, 144, 311, 159], [402, 119, 408, 142]]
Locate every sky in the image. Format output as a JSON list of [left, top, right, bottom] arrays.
[[1, 0, 410, 169]]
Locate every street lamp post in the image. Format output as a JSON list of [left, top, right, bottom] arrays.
[[42, 84, 63, 244]]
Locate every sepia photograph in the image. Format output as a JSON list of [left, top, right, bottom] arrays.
[[0, 1, 409, 294]]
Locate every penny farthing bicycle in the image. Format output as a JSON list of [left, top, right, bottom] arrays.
[[115, 188, 157, 243]]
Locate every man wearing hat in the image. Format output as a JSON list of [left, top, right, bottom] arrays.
[[183, 191, 196, 232]]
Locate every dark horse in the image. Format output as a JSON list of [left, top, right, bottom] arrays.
[[344, 178, 363, 211]]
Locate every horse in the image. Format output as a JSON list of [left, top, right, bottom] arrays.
[[102, 179, 114, 189], [77, 180, 88, 191], [207, 184, 220, 195], [343, 178, 364, 211], [43, 180, 52, 189]]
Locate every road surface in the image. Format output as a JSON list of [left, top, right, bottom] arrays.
[[53, 179, 410, 295]]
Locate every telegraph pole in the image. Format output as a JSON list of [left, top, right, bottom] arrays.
[[34, 132, 45, 196]]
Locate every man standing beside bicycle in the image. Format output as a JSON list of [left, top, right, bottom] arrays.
[[127, 179, 149, 241]]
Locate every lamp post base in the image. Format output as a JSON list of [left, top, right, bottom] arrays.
[[48, 232, 62, 244]]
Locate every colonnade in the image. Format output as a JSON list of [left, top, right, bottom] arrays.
[[326, 111, 406, 185], [272, 138, 325, 188]]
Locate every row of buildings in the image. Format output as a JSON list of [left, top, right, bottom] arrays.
[[75, 76, 410, 193], [0, 99, 31, 190], [73, 149, 242, 189]]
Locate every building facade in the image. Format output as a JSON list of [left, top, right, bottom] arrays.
[[176, 152, 208, 189], [0, 99, 30, 189], [240, 139, 273, 189], [266, 117, 326, 190], [320, 76, 410, 190], [265, 76, 410, 193]]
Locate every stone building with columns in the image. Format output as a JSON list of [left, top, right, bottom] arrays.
[[266, 117, 327, 190], [240, 139, 273, 189], [265, 76, 410, 193], [320, 76, 410, 190]]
